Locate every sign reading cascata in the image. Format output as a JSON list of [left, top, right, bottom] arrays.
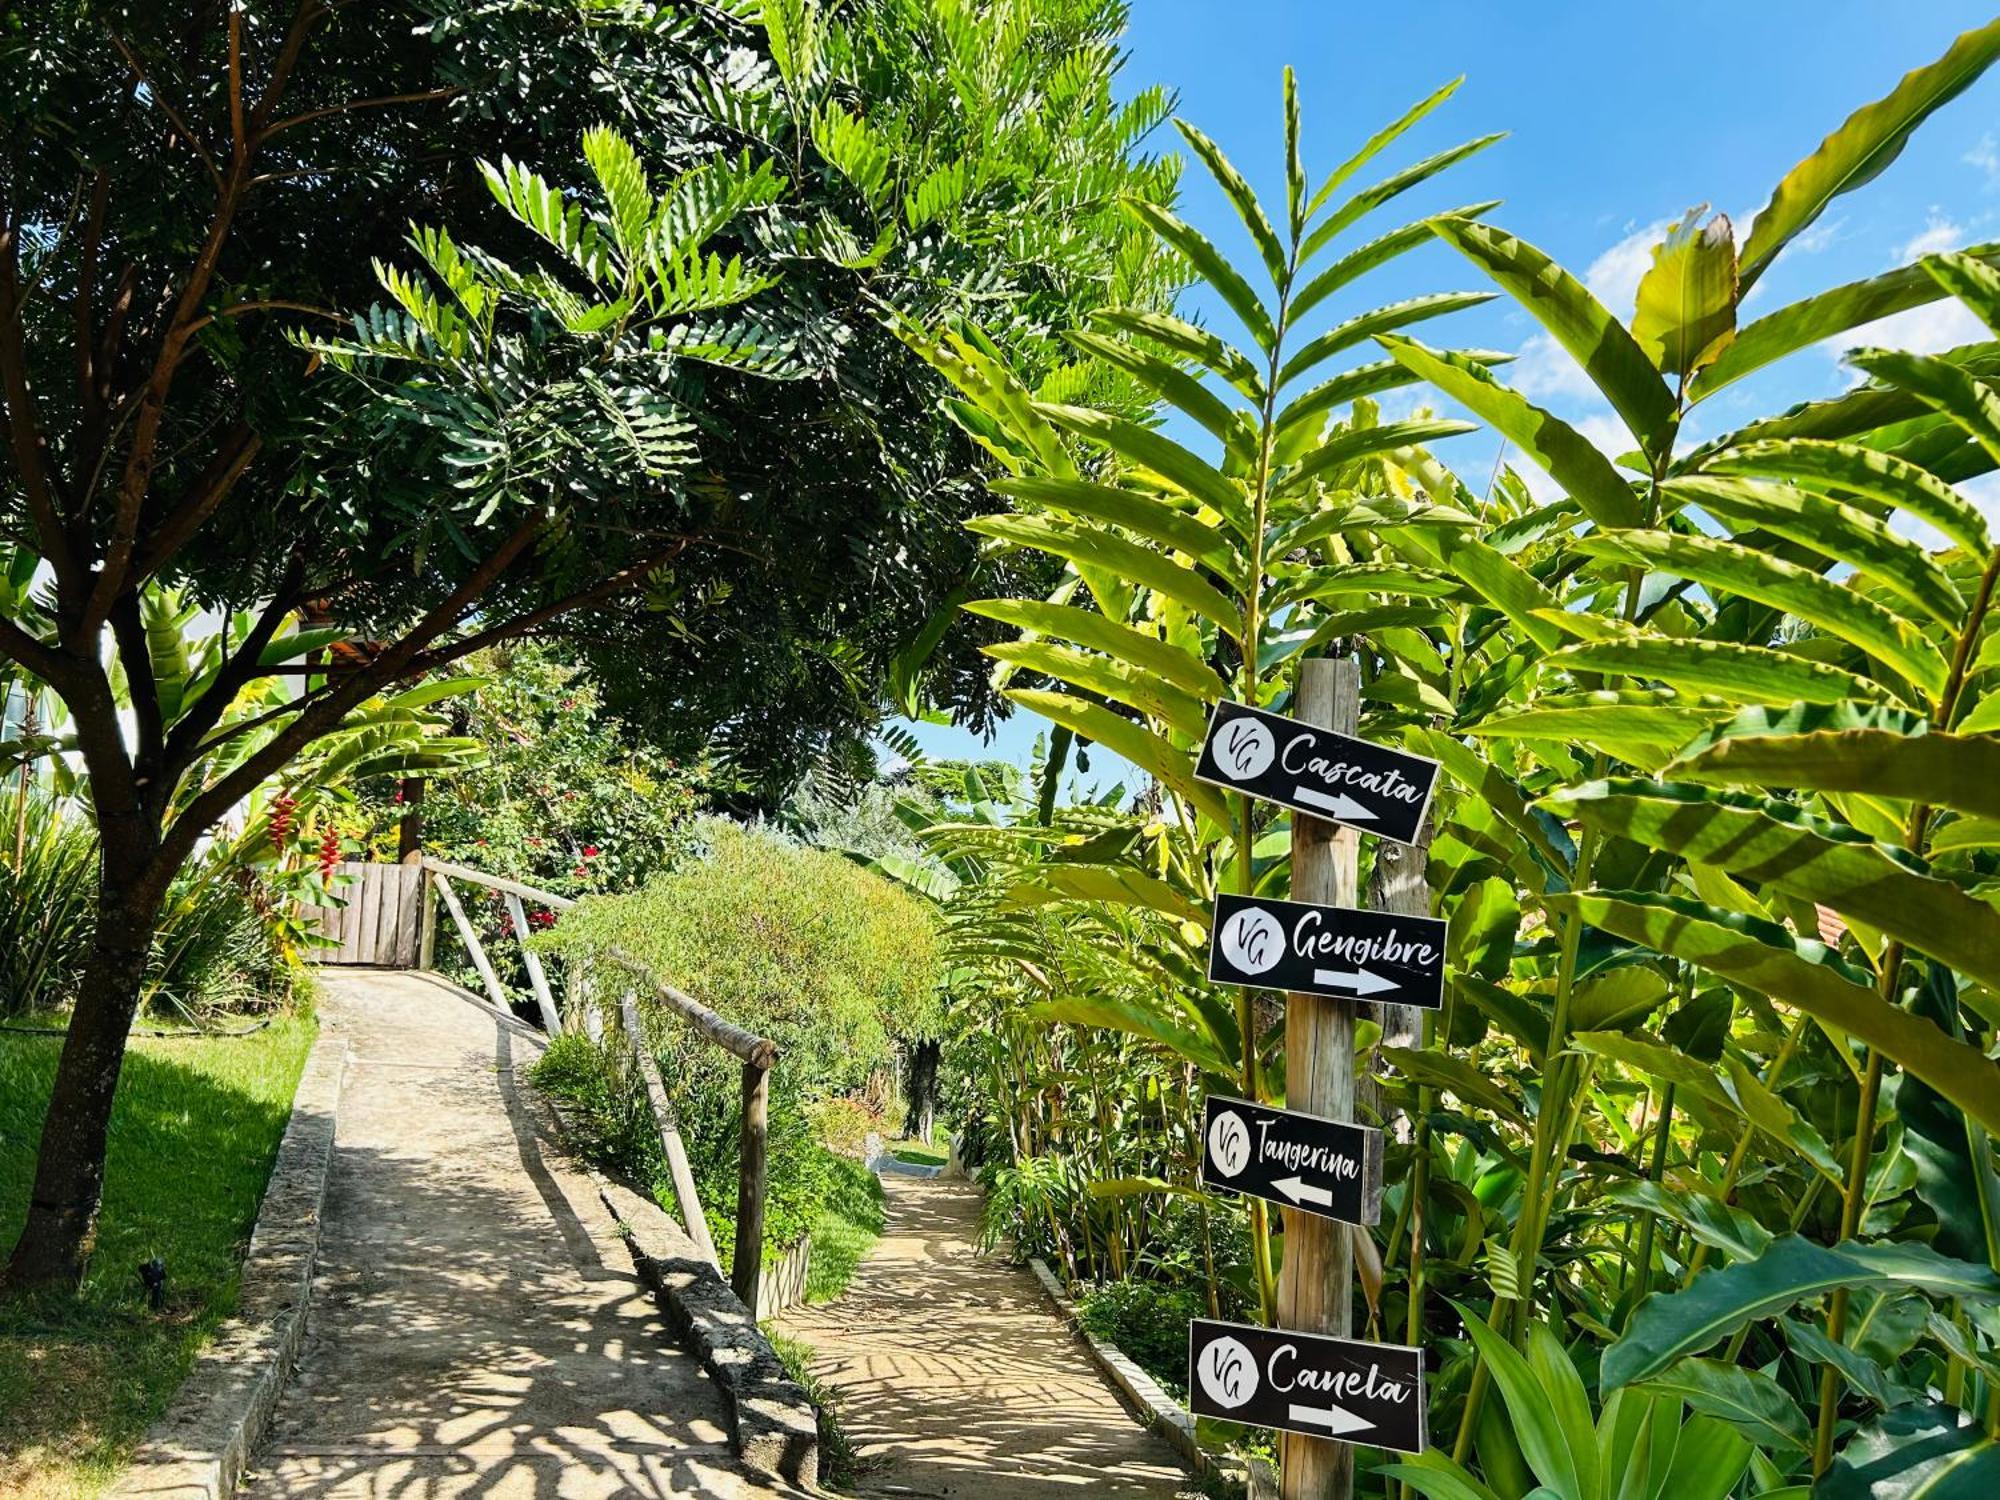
[[1188, 1318, 1427, 1452], [1208, 892, 1446, 1010], [1195, 699, 1439, 847], [1201, 1094, 1381, 1225]]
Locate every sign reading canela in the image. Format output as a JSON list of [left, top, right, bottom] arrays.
[[1194, 700, 1439, 847], [1208, 892, 1446, 1010], [1202, 1094, 1382, 1225], [1188, 1318, 1427, 1451]]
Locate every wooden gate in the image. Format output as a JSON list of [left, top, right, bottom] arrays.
[[303, 860, 425, 966]]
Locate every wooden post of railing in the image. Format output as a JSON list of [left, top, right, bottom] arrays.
[[503, 890, 563, 1033], [433, 872, 513, 1018], [733, 1059, 771, 1310], [619, 988, 722, 1269]]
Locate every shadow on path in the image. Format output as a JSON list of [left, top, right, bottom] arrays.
[[775, 1173, 1194, 1498], [242, 971, 800, 1500]]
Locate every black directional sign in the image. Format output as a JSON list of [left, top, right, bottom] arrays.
[[1201, 1094, 1382, 1225], [1207, 892, 1446, 1010], [1194, 699, 1439, 847], [1188, 1318, 1427, 1452]]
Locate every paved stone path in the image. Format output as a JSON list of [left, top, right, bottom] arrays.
[[243, 970, 799, 1499], [775, 1174, 1194, 1498]]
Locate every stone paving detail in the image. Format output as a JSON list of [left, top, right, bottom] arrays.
[[241, 970, 801, 1500], [774, 1173, 1195, 1498]]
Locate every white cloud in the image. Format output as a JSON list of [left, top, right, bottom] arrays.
[[1510, 220, 1671, 405], [1968, 133, 2000, 184], [1824, 214, 1987, 369]]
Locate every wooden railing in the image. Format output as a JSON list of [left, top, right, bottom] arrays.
[[411, 857, 781, 1313]]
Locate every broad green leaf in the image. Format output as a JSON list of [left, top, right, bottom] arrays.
[[1925, 248, 2000, 337], [981, 641, 1209, 739], [1290, 201, 1502, 323], [1664, 1416, 1754, 1500], [1377, 1450, 1505, 1500], [968, 515, 1242, 640], [1030, 993, 1235, 1077], [1848, 346, 2000, 467], [1548, 778, 2000, 989], [1452, 1302, 1584, 1500], [1303, 133, 1507, 263], [993, 475, 1245, 584], [1377, 336, 1640, 527], [1631, 210, 1738, 379], [1816, 1403, 2000, 1500], [1382, 1047, 1529, 1126], [1573, 531, 1948, 702], [1779, 1315, 1919, 1411], [1552, 890, 2000, 1135], [1000, 864, 1206, 925], [1304, 76, 1466, 221], [1603, 1235, 2000, 1390], [964, 599, 1229, 702], [1738, 17, 2000, 288], [1692, 250, 2000, 399], [1277, 292, 1495, 391], [1004, 689, 1234, 827], [1036, 403, 1246, 528], [1702, 438, 1990, 555], [1278, 562, 1470, 606], [1092, 308, 1264, 402], [1633, 1358, 1809, 1455], [1062, 331, 1252, 464], [1664, 474, 1962, 626], [1275, 416, 1478, 500], [1671, 715, 2000, 822], [1526, 1323, 1601, 1500], [1469, 693, 1725, 772], [1174, 118, 1288, 292], [1547, 637, 1881, 706], [1430, 217, 1677, 459], [1123, 197, 1277, 353]]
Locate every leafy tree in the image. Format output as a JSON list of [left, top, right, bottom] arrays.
[[0, 0, 1175, 1289]]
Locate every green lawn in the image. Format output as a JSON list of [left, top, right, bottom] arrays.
[[804, 1151, 884, 1304], [888, 1138, 947, 1168], [0, 1013, 314, 1499]]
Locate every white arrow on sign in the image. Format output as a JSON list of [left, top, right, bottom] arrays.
[[1312, 966, 1399, 997], [1272, 1175, 1333, 1208], [1287, 1401, 1375, 1438], [1296, 787, 1376, 820]]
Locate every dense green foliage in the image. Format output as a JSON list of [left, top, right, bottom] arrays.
[[543, 820, 943, 1091], [916, 25, 2000, 1494], [0, 1016, 313, 1492]]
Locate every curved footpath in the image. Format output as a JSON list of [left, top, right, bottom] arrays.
[[774, 1173, 1197, 1498], [239, 970, 803, 1499]]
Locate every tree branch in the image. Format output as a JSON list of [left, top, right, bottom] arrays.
[[0, 615, 73, 691], [159, 558, 303, 792], [128, 421, 262, 588], [248, 0, 329, 136], [180, 299, 343, 339], [158, 516, 543, 870], [108, 32, 224, 194], [107, 590, 165, 776], [258, 87, 462, 143]]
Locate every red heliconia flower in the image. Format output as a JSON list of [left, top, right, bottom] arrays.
[[582, 845, 599, 858], [317, 825, 342, 880], [269, 791, 298, 842]]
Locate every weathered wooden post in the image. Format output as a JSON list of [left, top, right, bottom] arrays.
[[1276, 657, 1362, 1500], [733, 1059, 771, 1311]]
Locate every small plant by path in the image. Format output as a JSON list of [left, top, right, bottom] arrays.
[[0, 1014, 314, 1498]]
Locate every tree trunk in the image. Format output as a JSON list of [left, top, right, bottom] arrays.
[[903, 1037, 941, 1142], [3, 863, 165, 1292]]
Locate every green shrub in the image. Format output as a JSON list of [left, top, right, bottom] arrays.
[[540, 819, 942, 1094], [530, 1029, 839, 1267], [1076, 1278, 1211, 1403]]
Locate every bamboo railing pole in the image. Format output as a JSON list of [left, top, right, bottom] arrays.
[[433, 872, 513, 1018], [503, 890, 563, 1033], [618, 988, 721, 1269]]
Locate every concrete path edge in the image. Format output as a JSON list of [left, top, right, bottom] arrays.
[[599, 1178, 821, 1490], [109, 1029, 350, 1500], [1027, 1256, 1276, 1498]]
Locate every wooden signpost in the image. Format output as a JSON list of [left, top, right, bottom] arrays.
[[1191, 658, 1438, 1498], [1200, 1094, 1382, 1225], [1188, 1318, 1427, 1454]]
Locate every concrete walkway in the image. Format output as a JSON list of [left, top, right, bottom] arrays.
[[243, 970, 799, 1499], [774, 1175, 1194, 1498]]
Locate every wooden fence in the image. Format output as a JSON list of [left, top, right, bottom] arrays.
[[301, 857, 782, 1312]]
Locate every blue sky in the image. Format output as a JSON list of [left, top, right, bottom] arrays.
[[895, 1, 2000, 791]]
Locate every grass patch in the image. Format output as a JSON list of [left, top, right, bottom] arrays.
[[888, 1137, 946, 1168], [804, 1152, 882, 1304], [0, 1012, 315, 1498], [767, 1329, 863, 1490]]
